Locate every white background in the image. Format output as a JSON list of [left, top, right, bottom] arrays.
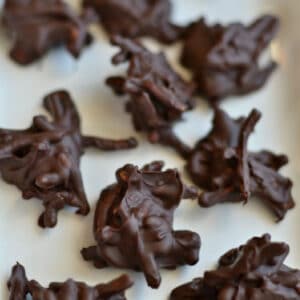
[[1, 0, 300, 299]]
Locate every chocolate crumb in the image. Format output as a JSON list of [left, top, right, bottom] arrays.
[[8, 263, 132, 300], [81, 161, 200, 289], [3, 0, 97, 65], [83, 0, 183, 43], [170, 234, 300, 300], [107, 36, 195, 158], [0, 90, 137, 228], [187, 108, 294, 220], [181, 16, 279, 103]]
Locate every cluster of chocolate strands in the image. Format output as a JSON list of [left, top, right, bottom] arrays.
[[1, 0, 299, 299]]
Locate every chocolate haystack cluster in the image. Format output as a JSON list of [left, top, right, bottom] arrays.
[[107, 35, 195, 158], [83, 0, 183, 44], [8, 263, 132, 300], [0, 91, 137, 228], [187, 108, 294, 220], [170, 234, 300, 300], [2, 0, 96, 65], [81, 161, 200, 289], [181, 15, 279, 103]]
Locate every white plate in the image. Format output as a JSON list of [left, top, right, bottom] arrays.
[[1, 0, 300, 299]]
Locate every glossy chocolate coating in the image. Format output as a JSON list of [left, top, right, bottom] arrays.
[[187, 108, 294, 220], [107, 36, 195, 158], [181, 16, 279, 103], [82, 0, 183, 44], [81, 161, 200, 289], [0, 91, 137, 228], [8, 263, 132, 300], [170, 234, 300, 300], [2, 0, 96, 65]]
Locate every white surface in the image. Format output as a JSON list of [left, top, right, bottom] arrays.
[[0, 0, 300, 299]]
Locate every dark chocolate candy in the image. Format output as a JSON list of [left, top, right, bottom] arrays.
[[82, 0, 183, 44], [2, 0, 96, 65], [170, 234, 300, 300], [107, 36, 195, 158], [8, 263, 132, 300], [187, 108, 294, 220], [0, 91, 137, 228], [81, 161, 200, 289], [181, 16, 279, 102]]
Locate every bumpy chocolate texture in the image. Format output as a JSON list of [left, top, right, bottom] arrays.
[[181, 15, 279, 102], [0, 91, 137, 228], [107, 36, 195, 158], [81, 161, 200, 289], [2, 0, 96, 65], [8, 263, 132, 300], [170, 234, 300, 300], [83, 0, 182, 43], [187, 108, 294, 220]]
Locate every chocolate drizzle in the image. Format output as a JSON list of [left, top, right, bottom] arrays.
[[187, 108, 294, 220], [0, 91, 137, 228], [170, 234, 300, 300], [83, 0, 183, 43], [2, 0, 96, 65], [81, 161, 200, 289], [181, 15, 279, 102], [107, 36, 195, 158], [8, 263, 133, 300]]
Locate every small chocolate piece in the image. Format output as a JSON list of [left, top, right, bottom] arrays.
[[170, 234, 300, 300], [83, 0, 183, 44], [0, 91, 137, 228], [181, 16, 279, 102], [107, 36, 195, 158], [81, 161, 200, 289], [8, 263, 132, 300], [187, 108, 294, 220], [2, 0, 96, 65]]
